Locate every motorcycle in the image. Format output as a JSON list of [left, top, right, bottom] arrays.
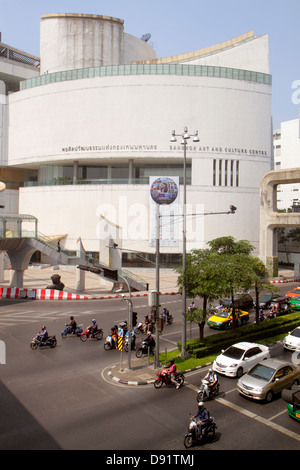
[[135, 340, 155, 358], [183, 415, 217, 448], [30, 334, 57, 350], [197, 379, 220, 401], [61, 323, 83, 338], [161, 314, 174, 325], [104, 333, 117, 350], [154, 367, 185, 389], [124, 331, 136, 352], [135, 321, 146, 335], [80, 326, 103, 342]]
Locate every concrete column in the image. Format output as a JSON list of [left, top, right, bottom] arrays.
[[10, 269, 24, 288], [75, 237, 86, 291], [73, 161, 79, 184]]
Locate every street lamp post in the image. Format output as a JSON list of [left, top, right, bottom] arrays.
[[170, 127, 199, 358], [119, 275, 132, 370]]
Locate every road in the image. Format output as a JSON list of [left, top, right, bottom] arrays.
[[0, 284, 299, 452]]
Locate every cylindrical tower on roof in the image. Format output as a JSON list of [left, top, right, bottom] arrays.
[[40, 13, 125, 74]]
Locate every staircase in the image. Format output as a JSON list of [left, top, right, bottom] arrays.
[[0, 230, 148, 292]]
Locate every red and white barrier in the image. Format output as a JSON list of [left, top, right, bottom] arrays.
[[0, 287, 181, 300]]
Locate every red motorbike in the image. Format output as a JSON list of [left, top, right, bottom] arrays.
[[154, 367, 185, 389], [80, 326, 103, 342]]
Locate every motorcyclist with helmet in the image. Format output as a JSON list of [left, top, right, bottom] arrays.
[[68, 316, 77, 334], [167, 358, 181, 389], [202, 368, 218, 397], [162, 307, 170, 324], [191, 402, 209, 440], [144, 332, 155, 355], [39, 326, 49, 347], [90, 319, 98, 337]]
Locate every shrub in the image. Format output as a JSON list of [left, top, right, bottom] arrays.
[[177, 312, 300, 358]]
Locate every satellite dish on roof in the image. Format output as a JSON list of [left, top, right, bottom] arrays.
[[141, 33, 151, 42]]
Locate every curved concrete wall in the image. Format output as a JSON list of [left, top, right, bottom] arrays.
[[40, 13, 156, 74], [9, 71, 272, 254]]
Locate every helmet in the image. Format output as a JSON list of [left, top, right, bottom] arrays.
[[169, 358, 174, 365], [198, 401, 205, 409], [42, 326, 46, 331], [92, 319, 96, 323]]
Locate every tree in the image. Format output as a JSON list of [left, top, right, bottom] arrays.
[[247, 256, 279, 324], [176, 249, 224, 341], [208, 237, 254, 331]]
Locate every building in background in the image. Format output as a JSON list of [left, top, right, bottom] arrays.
[[273, 118, 300, 211], [0, 13, 273, 267]]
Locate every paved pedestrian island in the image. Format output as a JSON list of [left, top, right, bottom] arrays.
[[104, 357, 159, 386]]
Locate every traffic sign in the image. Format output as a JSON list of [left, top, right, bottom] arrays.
[[117, 335, 123, 351]]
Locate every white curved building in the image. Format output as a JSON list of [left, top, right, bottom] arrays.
[[2, 14, 273, 266]]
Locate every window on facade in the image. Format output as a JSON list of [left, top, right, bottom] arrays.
[[213, 159, 239, 187]]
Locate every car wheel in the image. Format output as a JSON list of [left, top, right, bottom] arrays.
[[236, 367, 243, 378], [265, 390, 274, 403]]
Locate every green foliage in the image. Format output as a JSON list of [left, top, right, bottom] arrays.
[[178, 311, 300, 358]]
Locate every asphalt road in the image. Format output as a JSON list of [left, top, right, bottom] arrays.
[[0, 285, 299, 452]]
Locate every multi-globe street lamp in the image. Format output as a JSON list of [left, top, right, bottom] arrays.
[[170, 127, 199, 358]]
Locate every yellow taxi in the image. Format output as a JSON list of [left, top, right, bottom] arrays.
[[207, 308, 249, 330]]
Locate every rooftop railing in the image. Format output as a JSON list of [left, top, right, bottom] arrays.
[[20, 63, 272, 90]]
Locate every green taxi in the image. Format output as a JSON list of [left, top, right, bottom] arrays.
[[283, 387, 300, 423], [289, 295, 300, 310], [207, 308, 249, 330]]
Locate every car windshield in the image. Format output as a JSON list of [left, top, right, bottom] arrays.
[[291, 329, 300, 338], [292, 296, 300, 301], [223, 346, 244, 359], [215, 311, 230, 319], [260, 295, 271, 301], [248, 364, 275, 382]]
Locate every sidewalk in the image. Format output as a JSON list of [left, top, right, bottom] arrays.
[[0, 265, 180, 300], [102, 356, 210, 387], [1, 265, 297, 299]]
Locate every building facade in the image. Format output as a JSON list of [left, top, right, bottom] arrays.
[[273, 118, 300, 211], [0, 14, 273, 266]]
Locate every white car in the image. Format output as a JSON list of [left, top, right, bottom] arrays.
[[283, 326, 300, 351], [212, 342, 270, 378]]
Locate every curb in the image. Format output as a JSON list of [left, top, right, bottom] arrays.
[[1, 278, 299, 300], [0, 287, 181, 300], [269, 278, 300, 284], [106, 362, 213, 386]]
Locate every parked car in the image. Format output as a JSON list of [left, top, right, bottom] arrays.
[[220, 294, 253, 311], [254, 293, 281, 309], [282, 326, 300, 351], [269, 297, 291, 316], [286, 287, 300, 299], [237, 359, 300, 402], [212, 342, 270, 378], [288, 295, 300, 311], [207, 309, 249, 330]]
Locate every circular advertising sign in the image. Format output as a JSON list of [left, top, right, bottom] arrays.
[[150, 177, 178, 205]]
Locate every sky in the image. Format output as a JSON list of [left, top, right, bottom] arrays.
[[1, 0, 299, 129]]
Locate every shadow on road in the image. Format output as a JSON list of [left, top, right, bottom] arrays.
[[0, 380, 61, 450]]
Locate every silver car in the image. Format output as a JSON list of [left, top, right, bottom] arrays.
[[237, 359, 300, 403]]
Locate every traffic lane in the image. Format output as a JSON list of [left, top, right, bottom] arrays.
[[184, 349, 300, 448]]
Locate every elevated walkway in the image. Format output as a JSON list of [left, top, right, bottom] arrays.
[[0, 214, 148, 291], [260, 168, 300, 276]]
